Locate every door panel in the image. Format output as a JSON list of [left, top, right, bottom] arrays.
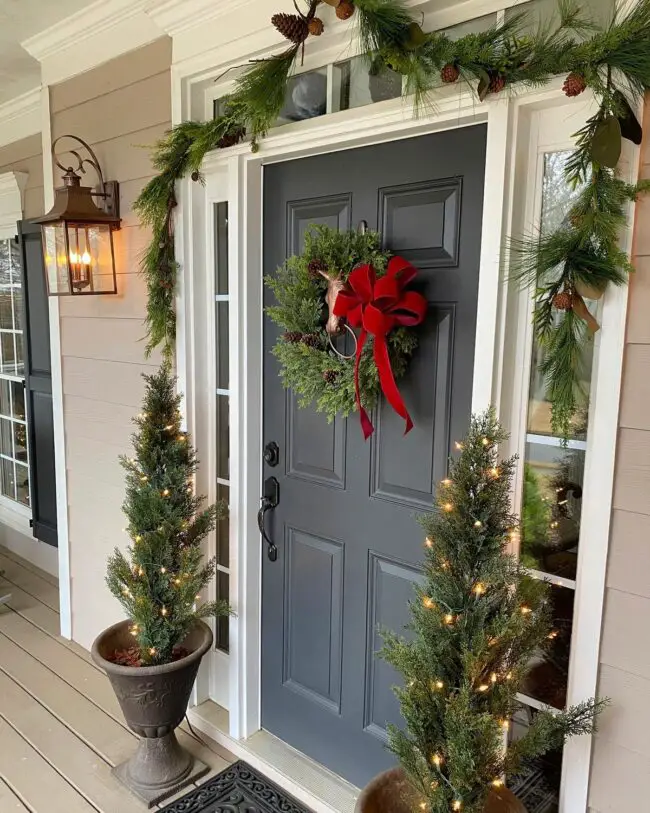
[[262, 126, 487, 787]]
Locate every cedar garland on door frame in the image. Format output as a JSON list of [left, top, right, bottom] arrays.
[[135, 0, 650, 439]]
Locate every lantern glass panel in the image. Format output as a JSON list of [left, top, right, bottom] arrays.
[[42, 223, 71, 294], [65, 223, 116, 295]]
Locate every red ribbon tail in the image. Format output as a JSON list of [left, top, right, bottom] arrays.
[[354, 329, 374, 440], [374, 335, 413, 435]]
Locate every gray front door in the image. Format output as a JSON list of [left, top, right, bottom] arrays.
[[262, 127, 487, 788]]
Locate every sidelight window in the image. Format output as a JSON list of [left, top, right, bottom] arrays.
[[0, 238, 30, 509]]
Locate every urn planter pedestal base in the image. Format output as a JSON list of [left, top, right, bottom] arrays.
[[113, 730, 209, 808]]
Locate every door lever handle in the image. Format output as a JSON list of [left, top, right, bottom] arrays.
[[258, 476, 279, 562]]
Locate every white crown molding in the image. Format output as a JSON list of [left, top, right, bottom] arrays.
[[0, 88, 41, 148], [21, 0, 165, 86], [0, 171, 28, 240], [146, 0, 253, 36]]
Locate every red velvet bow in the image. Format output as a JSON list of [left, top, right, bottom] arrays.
[[333, 256, 427, 439]]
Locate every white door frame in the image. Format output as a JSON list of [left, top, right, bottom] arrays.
[[177, 55, 627, 809]]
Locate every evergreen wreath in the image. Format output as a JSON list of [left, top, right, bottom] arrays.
[[264, 225, 419, 422], [134, 0, 650, 437]]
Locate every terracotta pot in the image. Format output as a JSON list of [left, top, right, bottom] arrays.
[[574, 279, 606, 301], [91, 619, 212, 807], [355, 768, 527, 813]]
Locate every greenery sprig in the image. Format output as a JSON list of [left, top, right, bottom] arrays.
[[134, 0, 650, 436]]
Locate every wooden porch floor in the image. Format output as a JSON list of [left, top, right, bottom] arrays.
[[0, 545, 234, 812]]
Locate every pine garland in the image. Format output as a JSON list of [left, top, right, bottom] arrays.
[[380, 410, 606, 813], [134, 0, 650, 435]]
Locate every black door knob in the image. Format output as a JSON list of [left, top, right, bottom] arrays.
[[264, 441, 280, 467]]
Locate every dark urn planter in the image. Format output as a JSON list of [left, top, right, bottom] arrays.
[[356, 768, 528, 813], [91, 619, 213, 807]]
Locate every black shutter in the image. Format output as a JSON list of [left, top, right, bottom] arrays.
[[16, 221, 57, 547]]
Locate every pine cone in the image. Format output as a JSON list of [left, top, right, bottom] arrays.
[[336, 0, 355, 20], [488, 74, 506, 94], [191, 171, 200, 182], [552, 290, 573, 311], [301, 332, 322, 349], [323, 369, 338, 385], [563, 72, 586, 98], [271, 12, 309, 44], [308, 259, 326, 278], [217, 127, 245, 150], [283, 331, 303, 343], [308, 17, 324, 36], [440, 64, 460, 84]]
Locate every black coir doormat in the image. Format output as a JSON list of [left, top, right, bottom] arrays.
[[160, 760, 313, 813]]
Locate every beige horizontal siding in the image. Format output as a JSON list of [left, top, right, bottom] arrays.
[[0, 133, 44, 219], [51, 36, 172, 650], [589, 93, 650, 810]]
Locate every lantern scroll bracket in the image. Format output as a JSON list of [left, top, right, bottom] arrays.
[[51, 134, 119, 220]]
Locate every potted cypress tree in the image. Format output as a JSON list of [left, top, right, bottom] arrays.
[[356, 410, 604, 813], [91, 363, 231, 807]]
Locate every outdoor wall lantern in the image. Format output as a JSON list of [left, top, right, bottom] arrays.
[[34, 135, 120, 295]]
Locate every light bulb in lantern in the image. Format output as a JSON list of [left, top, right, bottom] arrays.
[[81, 250, 91, 265]]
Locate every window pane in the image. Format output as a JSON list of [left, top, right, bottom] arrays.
[[0, 290, 13, 329], [0, 417, 13, 457], [1, 332, 15, 375], [277, 69, 327, 125], [12, 286, 23, 332], [214, 202, 229, 296], [0, 379, 10, 417], [15, 462, 29, 507], [0, 241, 9, 285], [332, 55, 402, 113], [216, 569, 230, 653], [216, 302, 229, 391], [521, 443, 584, 580], [1, 458, 15, 501], [11, 381, 24, 421], [13, 422, 27, 463], [216, 482, 229, 566], [509, 704, 562, 812], [506, 0, 611, 29], [522, 583, 574, 709], [442, 13, 498, 39], [216, 394, 229, 481]]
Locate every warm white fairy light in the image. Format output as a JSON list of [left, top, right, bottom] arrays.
[[505, 671, 513, 681], [472, 583, 486, 596], [419, 803, 427, 811], [489, 467, 499, 478], [441, 478, 452, 486], [422, 596, 435, 609], [548, 630, 559, 640], [164, 424, 174, 431], [443, 502, 453, 512], [135, 535, 142, 542], [162, 488, 170, 497], [161, 606, 168, 616], [474, 520, 482, 528], [452, 801, 462, 811], [444, 613, 454, 625], [482, 437, 490, 446], [195, 594, 201, 600], [431, 754, 443, 768], [477, 683, 489, 692], [492, 779, 504, 788], [178, 435, 186, 442], [441, 560, 450, 571], [501, 719, 510, 731], [138, 567, 144, 576], [520, 605, 532, 615], [140, 475, 148, 482], [434, 680, 444, 690], [174, 578, 181, 585], [149, 648, 156, 656], [490, 672, 497, 684], [425, 537, 434, 548], [160, 567, 167, 574], [454, 441, 463, 450]]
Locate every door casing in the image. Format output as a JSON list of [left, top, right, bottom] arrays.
[[181, 81, 616, 813]]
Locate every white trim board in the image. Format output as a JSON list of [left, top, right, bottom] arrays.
[[0, 89, 41, 148], [40, 86, 71, 639]]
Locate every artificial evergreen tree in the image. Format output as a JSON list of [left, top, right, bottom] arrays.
[[106, 363, 229, 666], [381, 409, 603, 813]]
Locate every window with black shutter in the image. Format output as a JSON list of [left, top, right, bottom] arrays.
[[14, 220, 58, 547]]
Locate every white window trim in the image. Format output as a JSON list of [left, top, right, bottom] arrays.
[[173, 22, 632, 813]]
